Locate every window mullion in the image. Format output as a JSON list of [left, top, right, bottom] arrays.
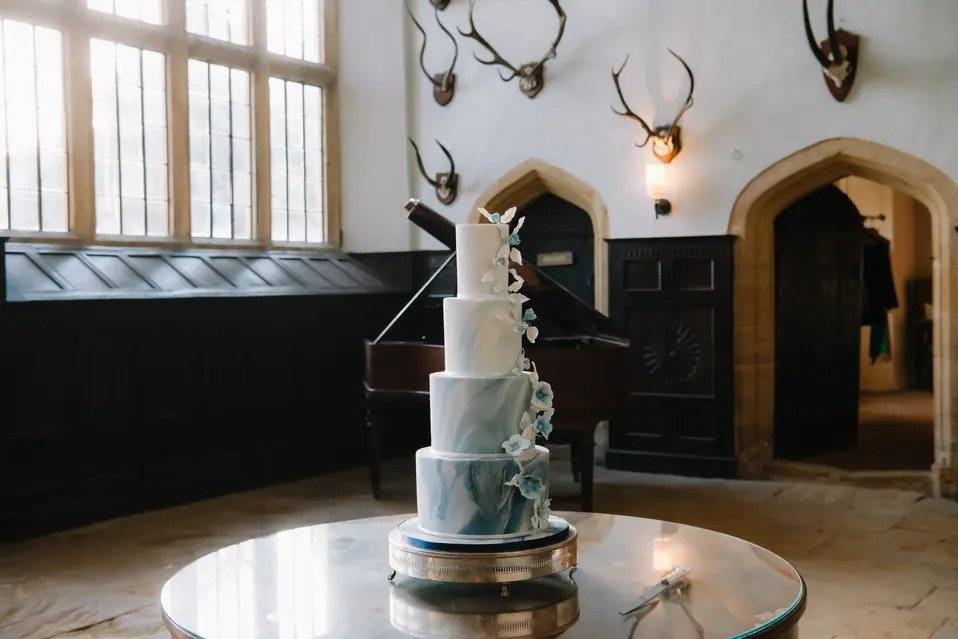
[[252, 0, 270, 246], [167, 1, 190, 242], [64, 8, 95, 240]]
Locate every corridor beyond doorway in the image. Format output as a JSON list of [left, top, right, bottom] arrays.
[[806, 390, 934, 471]]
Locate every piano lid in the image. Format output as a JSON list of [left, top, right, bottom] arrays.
[[404, 199, 627, 343]]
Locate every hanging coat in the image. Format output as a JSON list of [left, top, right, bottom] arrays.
[[861, 228, 898, 362]]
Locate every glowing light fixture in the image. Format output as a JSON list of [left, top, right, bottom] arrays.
[[646, 163, 671, 218]]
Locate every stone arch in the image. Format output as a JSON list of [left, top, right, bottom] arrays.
[[471, 158, 610, 314], [728, 137, 958, 495]]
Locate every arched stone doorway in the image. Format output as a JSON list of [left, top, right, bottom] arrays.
[[728, 137, 958, 496], [471, 159, 610, 314]]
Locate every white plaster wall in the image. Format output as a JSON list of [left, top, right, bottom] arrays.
[[342, 0, 958, 252], [337, 0, 413, 251]]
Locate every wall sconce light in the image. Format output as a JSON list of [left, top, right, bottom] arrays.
[[646, 163, 671, 218]]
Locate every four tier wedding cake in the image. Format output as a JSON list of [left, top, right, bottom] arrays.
[[414, 207, 556, 539]]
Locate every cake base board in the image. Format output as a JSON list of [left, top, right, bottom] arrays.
[[398, 516, 569, 552], [388, 518, 578, 584]]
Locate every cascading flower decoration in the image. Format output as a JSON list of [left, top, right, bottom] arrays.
[[477, 205, 555, 530], [480, 207, 525, 289]]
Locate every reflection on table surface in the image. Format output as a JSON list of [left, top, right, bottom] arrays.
[[161, 512, 804, 639]]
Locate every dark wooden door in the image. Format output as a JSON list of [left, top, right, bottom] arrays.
[[774, 184, 863, 458], [519, 193, 594, 306]]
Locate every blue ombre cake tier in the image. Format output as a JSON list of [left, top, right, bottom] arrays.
[[415, 446, 549, 537], [429, 372, 532, 454]]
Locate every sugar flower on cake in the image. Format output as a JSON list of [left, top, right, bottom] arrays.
[[499, 306, 539, 343], [496, 239, 523, 267], [502, 433, 532, 457], [518, 412, 537, 442], [479, 206, 525, 265], [531, 378, 554, 412], [506, 268, 524, 293], [478, 206, 516, 225], [507, 216, 525, 246], [532, 498, 552, 529], [515, 352, 531, 372], [508, 292, 530, 307], [505, 473, 545, 501], [533, 408, 555, 439]]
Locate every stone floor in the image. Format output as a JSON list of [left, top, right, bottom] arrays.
[[805, 390, 935, 471], [1, 457, 957, 639]]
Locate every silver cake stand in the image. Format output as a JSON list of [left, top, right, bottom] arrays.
[[388, 517, 578, 585]]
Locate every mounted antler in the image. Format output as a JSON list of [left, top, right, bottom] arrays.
[[405, 1, 458, 106], [409, 138, 458, 205], [458, 0, 566, 99], [611, 49, 694, 164], [802, 0, 859, 101]]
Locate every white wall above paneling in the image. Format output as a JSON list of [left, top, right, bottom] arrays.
[[339, 0, 958, 252]]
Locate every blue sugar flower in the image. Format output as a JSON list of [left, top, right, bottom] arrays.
[[517, 475, 544, 500], [534, 410, 554, 439], [523, 308, 537, 322]]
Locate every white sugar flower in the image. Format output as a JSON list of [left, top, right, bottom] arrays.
[[508, 292, 530, 307], [502, 433, 531, 457], [516, 352, 531, 371], [518, 412, 537, 443], [531, 379, 554, 411], [507, 268, 524, 293], [532, 498, 552, 529]]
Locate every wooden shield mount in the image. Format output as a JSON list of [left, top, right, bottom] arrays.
[[820, 29, 859, 102]]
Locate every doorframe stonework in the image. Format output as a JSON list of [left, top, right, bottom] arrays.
[[471, 159, 610, 314], [728, 138, 958, 495]]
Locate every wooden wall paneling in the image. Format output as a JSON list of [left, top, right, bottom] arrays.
[[0, 287, 405, 540]]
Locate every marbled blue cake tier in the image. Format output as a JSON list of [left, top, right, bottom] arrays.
[[430, 371, 532, 454], [415, 446, 549, 537], [443, 297, 521, 376]]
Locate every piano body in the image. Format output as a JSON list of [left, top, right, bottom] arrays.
[[363, 200, 629, 510]]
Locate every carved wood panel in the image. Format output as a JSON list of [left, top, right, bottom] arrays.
[[607, 236, 735, 477]]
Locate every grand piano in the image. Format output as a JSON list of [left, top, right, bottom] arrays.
[[363, 200, 629, 511]]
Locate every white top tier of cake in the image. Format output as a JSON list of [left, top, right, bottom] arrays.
[[455, 223, 508, 299], [444, 223, 520, 375]]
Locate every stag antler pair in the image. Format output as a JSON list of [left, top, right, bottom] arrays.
[[405, 1, 458, 106], [458, 0, 566, 99], [409, 139, 458, 205], [802, 0, 858, 101], [611, 49, 695, 164]]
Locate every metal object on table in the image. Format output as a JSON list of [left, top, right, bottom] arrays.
[[388, 524, 578, 584], [619, 566, 691, 615]]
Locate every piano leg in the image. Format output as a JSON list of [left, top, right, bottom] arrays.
[[366, 404, 382, 499], [576, 431, 595, 512]]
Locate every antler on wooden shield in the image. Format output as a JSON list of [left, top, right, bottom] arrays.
[[458, 0, 566, 99], [405, 1, 459, 106], [409, 138, 459, 205], [611, 49, 695, 164], [802, 0, 859, 101]]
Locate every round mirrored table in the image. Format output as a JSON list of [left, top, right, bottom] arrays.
[[161, 512, 805, 638]]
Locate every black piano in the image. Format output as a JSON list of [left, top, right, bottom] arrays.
[[363, 200, 629, 511]]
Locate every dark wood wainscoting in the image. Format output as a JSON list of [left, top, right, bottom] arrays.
[[0, 245, 440, 541], [606, 236, 736, 477]]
